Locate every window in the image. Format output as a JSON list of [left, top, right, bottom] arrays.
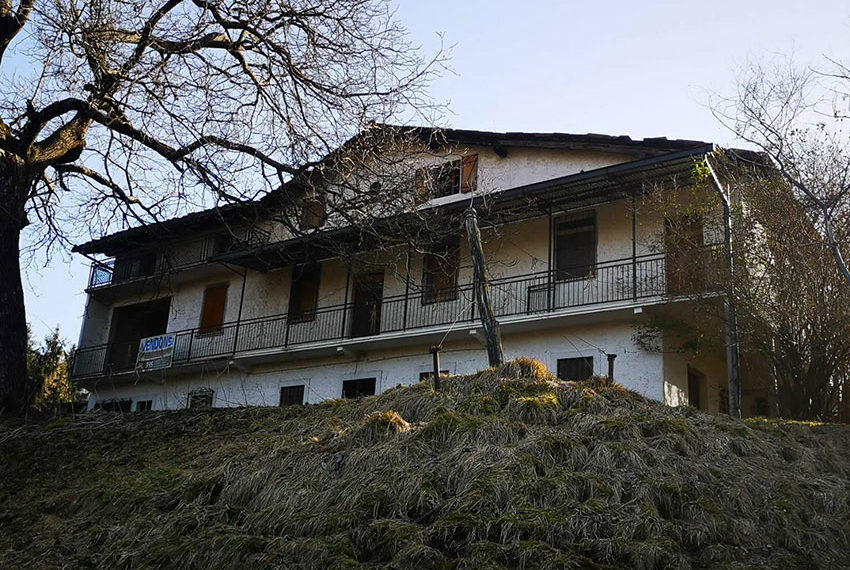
[[289, 264, 321, 322], [415, 154, 478, 201], [300, 194, 326, 230], [554, 213, 596, 280], [665, 215, 705, 293], [114, 251, 157, 282], [94, 399, 133, 413], [280, 385, 306, 407], [419, 370, 450, 382], [188, 388, 214, 409], [342, 378, 376, 399], [422, 239, 460, 304], [199, 284, 228, 334], [135, 400, 153, 412], [556, 357, 594, 381]]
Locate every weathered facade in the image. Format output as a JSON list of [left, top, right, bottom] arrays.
[[71, 128, 758, 414]]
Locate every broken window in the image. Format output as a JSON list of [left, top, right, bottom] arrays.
[[188, 388, 214, 409], [555, 213, 596, 280], [289, 264, 321, 322], [342, 378, 376, 399], [422, 239, 460, 304], [415, 154, 478, 201], [279, 385, 306, 406], [556, 357, 594, 381], [199, 284, 228, 334]]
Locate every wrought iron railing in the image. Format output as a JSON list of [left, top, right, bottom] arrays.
[[72, 253, 674, 378], [85, 229, 270, 290]]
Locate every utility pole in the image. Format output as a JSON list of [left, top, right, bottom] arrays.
[[705, 155, 742, 419], [464, 207, 504, 367]]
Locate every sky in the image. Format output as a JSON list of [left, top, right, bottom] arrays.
[[20, 0, 850, 343]]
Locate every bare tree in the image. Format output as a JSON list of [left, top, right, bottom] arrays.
[[711, 57, 850, 286], [0, 0, 446, 411]]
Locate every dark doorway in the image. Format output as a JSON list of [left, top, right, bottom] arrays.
[[688, 366, 704, 410], [342, 377, 376, 399], [350, 273, 384, 338], [106, 298, 171, 373]]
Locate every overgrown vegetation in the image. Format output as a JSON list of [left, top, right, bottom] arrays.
[[2, 359, 848, 569]]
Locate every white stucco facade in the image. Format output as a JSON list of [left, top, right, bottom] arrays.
[[73, 129, 730, 413]]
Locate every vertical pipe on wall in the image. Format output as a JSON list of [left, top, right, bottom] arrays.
[[547, 204, 554, 311], [232, 268, 248, 355], [340, 262, 352, 339], [402, 246, 411, 330], [632, 195, 638, 301]]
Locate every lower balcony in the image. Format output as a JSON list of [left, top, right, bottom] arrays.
[[72, 253, 701, 379]]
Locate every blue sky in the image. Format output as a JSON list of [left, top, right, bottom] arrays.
[[20, 0, 850, 343]]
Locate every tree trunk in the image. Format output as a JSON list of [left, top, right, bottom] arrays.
[[0, 161, 30, 412]]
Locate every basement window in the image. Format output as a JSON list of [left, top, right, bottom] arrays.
[[279, 385, 306, 407], [554, 213, 596, 280], [199, 284, 228, 334], [94, 399, 133, 413], [415, 154, 478, 201], [135, 400, 153, 412], [188, 388, 214, 409], [289, 264, 321, 323], [556, 357, 594, 381], [342, 378, 376, 399], [422, 239, 460, 304]]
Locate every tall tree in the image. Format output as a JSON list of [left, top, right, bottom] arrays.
[[0, 0, 444, 411]]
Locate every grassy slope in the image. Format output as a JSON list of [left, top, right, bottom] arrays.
[[2, 359, 849, 570]]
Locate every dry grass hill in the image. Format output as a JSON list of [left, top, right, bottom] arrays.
[[2, 359, 849, 569]]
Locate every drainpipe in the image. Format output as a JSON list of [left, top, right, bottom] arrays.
[[231, 268, 248, 355], [705, 154, 742, 419]]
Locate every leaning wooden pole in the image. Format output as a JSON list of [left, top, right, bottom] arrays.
[[464, 207, 504, 367]]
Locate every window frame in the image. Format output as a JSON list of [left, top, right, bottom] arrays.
[[553, 211, 597, 281], [198, 283, 229, 336], [556, 356, 594, 381], [188, 388, 215, 409], [279, 384, 306, 407], [341, 377, 377, 399], [415, 154, 478, 202], [288, 263, 322, 323]]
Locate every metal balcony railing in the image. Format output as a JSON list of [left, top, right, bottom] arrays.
[[85, 228, 272, 290], [72, 253, 678, 378]]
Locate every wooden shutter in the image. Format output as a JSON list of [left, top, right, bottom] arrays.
[[289, 264, 321, 321], [422, 240, 459, 304], [555, 214, 596, 279], [461, 154, 478, 193], [199, 284, 228, 332], [415, 167, 428, 203], [300, 194, 326, 230]]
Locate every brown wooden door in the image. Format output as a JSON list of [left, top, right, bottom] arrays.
[[350, 274, 384, 338], [665, 216, 704, 294]]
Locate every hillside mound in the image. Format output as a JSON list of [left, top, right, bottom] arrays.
[[2, 359, 849, 569]]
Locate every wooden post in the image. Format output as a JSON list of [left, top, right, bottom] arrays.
[[430, 345, 441, 391], [464, 207, 504, 367]]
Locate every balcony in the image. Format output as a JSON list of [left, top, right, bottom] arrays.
[[72, 253, 683, 379], [85, 227, 272, 291]]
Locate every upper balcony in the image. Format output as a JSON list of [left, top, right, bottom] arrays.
[[84, 227, 271, 297], [71, 252, 715, 381]]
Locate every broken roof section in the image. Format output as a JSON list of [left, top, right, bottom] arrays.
[[73, 125, 712, 256]]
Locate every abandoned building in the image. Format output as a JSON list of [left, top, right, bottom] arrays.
[[70, 126, 762, 414]]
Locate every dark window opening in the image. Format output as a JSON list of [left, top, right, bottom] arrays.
[[199, 284, 228, 334], [94, 399, 133, 413], [188, 388, 214, 409], [280, 385, 306, 406], [350, 273, 384, 338], [555, 213, 596, 280], [419, 370, 450, 382], [135, 400, 153, 412], [105, 298, 171, 373], [415, 154, 478, 201], [557, 357, 594, 381], [113, 251, 158, 282], [422, 239, 460, 304], [342, 378, 376, 399], [289, 264, 321, 323], [688, 366, 704, 410]]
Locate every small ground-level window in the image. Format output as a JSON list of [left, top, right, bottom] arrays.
[[280, 385, 306, 407], [188, 388, 214, 409], [342, 378, 376, 399], [419, 370, 450, 383], [556, 357, 594, 381], [135, 400, 153, 412]]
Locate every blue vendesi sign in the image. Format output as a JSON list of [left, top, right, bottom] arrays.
[[135, 333, 177, 372]]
